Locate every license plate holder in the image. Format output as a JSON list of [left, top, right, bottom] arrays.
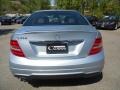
[[47, 43, 68, 54]]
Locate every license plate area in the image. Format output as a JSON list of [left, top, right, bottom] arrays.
[[47, 42, 68, 54]]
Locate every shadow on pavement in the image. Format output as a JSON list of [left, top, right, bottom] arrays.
[[0, 29, 14, 36], [24, 73, 103, 88]]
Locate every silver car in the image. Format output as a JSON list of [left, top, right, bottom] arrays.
[[9, 10, 104, 79]]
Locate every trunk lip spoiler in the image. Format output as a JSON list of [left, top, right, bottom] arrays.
[[16, 30, 97, 35]]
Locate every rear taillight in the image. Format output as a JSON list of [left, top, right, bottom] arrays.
[[89, 37, 102, 55], [10, 40, 25, 57]]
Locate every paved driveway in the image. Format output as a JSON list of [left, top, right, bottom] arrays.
[[0, 25, 120, 90]]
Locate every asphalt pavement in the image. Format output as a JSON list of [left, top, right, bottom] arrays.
[[0, 25, 120, 90]]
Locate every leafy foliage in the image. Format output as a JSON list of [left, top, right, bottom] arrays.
[[0, 0, 50, 15], [0, 0, 120, 17], [0, 0, 11, 15], [57, 0, 120, 17]]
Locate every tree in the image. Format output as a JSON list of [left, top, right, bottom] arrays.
[[0, 0, 10, 15], [104, 0, 120, 15], [2, 0, 50, 14], [20, 0, 50, 13], [0, 0, 120, 17], [57, 0, 85, 14]]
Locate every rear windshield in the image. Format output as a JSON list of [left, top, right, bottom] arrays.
[[23, 11, 89, 26]]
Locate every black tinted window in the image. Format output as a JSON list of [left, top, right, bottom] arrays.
[[23, 11, 89, 26], [103, 16, 117, 21]]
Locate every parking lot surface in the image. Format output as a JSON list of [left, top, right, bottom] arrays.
[[0, 25, 120, 90]]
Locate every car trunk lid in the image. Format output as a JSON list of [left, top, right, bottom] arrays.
[[15, 25, 97, 60]]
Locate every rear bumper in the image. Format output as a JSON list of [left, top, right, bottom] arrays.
[[14, 72, 102, 79], [9, 51, 104, 78]]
